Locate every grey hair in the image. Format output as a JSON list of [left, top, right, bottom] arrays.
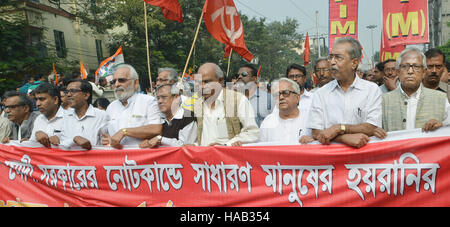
[[158, 67, 179, 83], [213, 64, 224, 79], [156, 84, 180, 96], [334, 37, 362, 61], [116, 64, 139, 80], [396, 47, 427, 69], [271, 78, 300, 95], [314, 57, 329, 72]]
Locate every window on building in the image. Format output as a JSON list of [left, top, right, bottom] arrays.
[[95, 39, 103, 63], [54, 30, 66, 58]]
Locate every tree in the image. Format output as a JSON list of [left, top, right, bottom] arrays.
[[75, 0, 305, 88]]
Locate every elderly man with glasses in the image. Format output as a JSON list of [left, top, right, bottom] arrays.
[[259, 78, 313, 144], [102, 64, 163, 149], [307, 37, 386, 148], [1, 91, 39, 143], [382, 47, 450, 132]]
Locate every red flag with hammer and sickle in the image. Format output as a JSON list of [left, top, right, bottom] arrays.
[[203, 0, 254, 62]]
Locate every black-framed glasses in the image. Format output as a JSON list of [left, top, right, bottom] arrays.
[[276, 90, 298, 98], [287, 74, 305, 80], [4, 104, 25, 110], [111, 78, 131, 84], [399, 64, 423, 72], [64, 89, 83, 94]]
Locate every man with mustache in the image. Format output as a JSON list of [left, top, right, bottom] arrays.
[[382, 47, 450, 132], [193, 62, 259, 146], [29, 83, 65, 147], [234, 64, 274, 127], [102, 64, 163, 149], [423, 48, 447, 93], [59, 79, 109, 150], [379, 59, 400, 93], [310, 57, 334, 92], [307, 37, 386, 148], [1, 91, 38, 143]]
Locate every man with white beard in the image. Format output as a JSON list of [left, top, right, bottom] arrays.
[[102, 64, 163, 149]]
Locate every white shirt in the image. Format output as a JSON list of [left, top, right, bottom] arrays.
[[106, 93, 163, 145], [200, 89, 259, 146], [308, 75, 382, 130], [161, 107, 197, 147], [60, 105, 109, 148], [259, 109, 311, 143], [30, 107, 65, 141], [400, 84, 450, 129]]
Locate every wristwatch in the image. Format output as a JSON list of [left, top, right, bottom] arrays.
[[122, 128, 128, 136], [340, 124, 346, 135], [157, 135, 162, 145]]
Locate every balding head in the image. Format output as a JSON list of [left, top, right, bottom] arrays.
[[197, 63, 224, 101]]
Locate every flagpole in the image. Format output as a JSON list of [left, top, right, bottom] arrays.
[[144, 1, 153, 93], [226, 48, 233, 79], [182, 10, 204, 81]]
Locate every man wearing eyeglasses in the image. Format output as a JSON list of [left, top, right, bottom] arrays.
[[379, 59, 400, 94], [139, 84, 197, 148], [310, 57, 334, 93], [424, 48, 447, 93], [259, 78, 313, 144], [308, 37, 386, 148], [1, 91, 39, 143], [234, 64, 274, 126], [102, 64, 163, 149], [382, 47, 450, 132], [58, 79, 109, 150]]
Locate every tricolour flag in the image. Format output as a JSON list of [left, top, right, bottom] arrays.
[[95, 46, 124, 81], [80, 61, 88, 80], [52, 63, 59, 85]]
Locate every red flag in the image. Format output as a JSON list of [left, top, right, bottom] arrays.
[[144, 0, 183, 23], [80, 61, 88, 80], [303, 32, 310, 66], [203, 0, 254, 62]]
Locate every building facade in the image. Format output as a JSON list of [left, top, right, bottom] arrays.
[[12, 0, 111, 74]]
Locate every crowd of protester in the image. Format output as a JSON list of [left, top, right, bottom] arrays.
[[0, 37, 449, 150]]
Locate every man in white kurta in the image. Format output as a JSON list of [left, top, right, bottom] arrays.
[[259, 78, 312, 144], [195, 63, 259, 146]]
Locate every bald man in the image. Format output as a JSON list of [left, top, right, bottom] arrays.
[[193, 62, 259, 146]]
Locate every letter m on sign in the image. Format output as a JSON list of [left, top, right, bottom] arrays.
[[391, 12, 419, 37], [330, 21, 356, 35], [382, 0, 429, 47]]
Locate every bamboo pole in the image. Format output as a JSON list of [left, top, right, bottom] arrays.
[[144, 1, 153, 93], [226, 48, 233, 78], [182, 10, 204, 81]]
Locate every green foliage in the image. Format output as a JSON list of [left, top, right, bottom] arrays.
[[437, 40, 450, 62], [75, 0, 307, 88]]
